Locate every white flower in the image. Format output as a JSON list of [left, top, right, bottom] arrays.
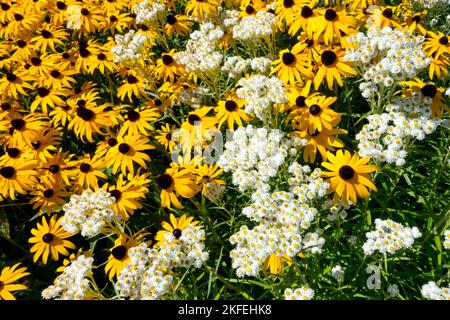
[[387, 284, 399, 298], [331, 265, 345, 280], [284, 286, 315, 300], [421, 281, 450, 300]]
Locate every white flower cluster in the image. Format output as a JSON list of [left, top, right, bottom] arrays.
[[362, 219, 422, 255], [284, 286, 315, 300], [218, 125, 306, 192], [219, 9, 240, 28], [322, 199, 352, 221], [228, 162, 328, 277], [174, 23, 224, 73], [421, 281, 450, 300], [445, 88, 450, 97], [236, 75, 287, 120], [331, 265, 345, 280], [133, 0, 165, 26], [42, 255, 93, 300], [61, 189, 120, 238], [387, 284, 399, 297], [444, 230, 450, 250], [413, 0, 450, 9], [111, 30, 149, 63], [345, 27, 430, 99], [221, 56, 272, 78], [116, 224, 209, 299], [356, 95, 441, 166], [232, 11, 278, 41]]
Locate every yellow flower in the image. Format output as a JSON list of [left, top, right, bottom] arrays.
[[321, 149, 378, 204], [271, 48, 313, 85], [185, 0, 219, 20], [0, 158, 38, 200], [0, 263, 29, 300], [214, 93, 252, 130], [155, 214, 200, 247], [105, 234, 137, 280], [156, 167, 199, 209], [29, 215, 76, 264]]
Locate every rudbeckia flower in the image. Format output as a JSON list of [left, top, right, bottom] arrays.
[[105, 234, 137, 280], [0, 158, 38, 200], [214, 93, 252, 130], [0, 263, 29, 300], [155, 213, 200, 247], [156, 167, 198, 209], [271, 48, 313, 85], [185, 0, 220, 20]]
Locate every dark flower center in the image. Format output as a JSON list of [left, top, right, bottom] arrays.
[[11, 118, 25, 130], [31, 141, 41, 150], [0, 166, 15, 178], [1, 3, 10, 11], [325, 9, 337, 21], [6, 73, 16, 82], [14, 13, 24, 21], [50, 70, 61, 78], [225, 100, 238, 112], [154, 99, 162, 106], [76, 106, 95, 121], [97, 53, 106, 61], [172, 228, 182, 239], [42, 233, 54, 243], [49, 165, 60, 174], [282, 52, 296, 65], [321, 50, 337, 66], [37, 87, 50, 97], [127, 75, 138, 84], [127, 109, 140, 122], [165, 133, 172, 140], [43, 189, 54, 198], [421, 84, 437, 98], [156, 174, 173, 189], [1, 102, 11, 110], [109, 15, 118, 22], [109, 189, 122, 201], [283, 0, 294, 8], [295, 96, 306, 107], [188, 114, 201, 125], [162, 55, 173, 65], [112, 245, 127, 260], [41, 30, 52, 39], [309, 129, 320, 136], [339, 165, 355, 180], [301, 6, 313, 18], [167, 14, 176, 25], [79, 163, 91, 173], [306, 39, 314, 47], [309, 104, 321, 115], [77, 99, 86, 108], [382, 8, 393, 18], [31, 57, 42, 66], [56, 1, 66, 10], [81, 8, 89, 16], [140, 24, 149, 31], [79, 48, 91, 58], [118, 143, 131, 154], [245, 5, 255, 15], [439, 36, 449, 45], [103, 106, 113, 112], [7, 148, 20, 158], [16, 40, 26, 48], [412, 15, 421, 23], [108, 138, 118, 147]]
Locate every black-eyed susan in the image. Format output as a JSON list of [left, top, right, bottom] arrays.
[[428, 54, 449, 80], [74, 154, 107, 191], [118, 106, 160, 136], [104, 11, 134, 33], [275, 0, 307, 25], [30, 86, 69, 114], [106, 134, 153, 175], [291, 33, 321, 60], [156, 167, 198, 209], [400, 79, 449, 118], [271, 48, 313, 85], [156, 49, 184, 83], [39, 151, 77, 188], [0, 70, 34, 99], [117, 71, 148, 102], [292, 95, 341, 132], [405, 10, 427, 36], [67, 3, 103, 33], [30, 182, 70, 214], [366, 5, 402, 29], [284, 80, 317, 116], [103, 174, 146, 220], [293, 127, 347, 164], [313, 7, 357, 45], [44, 67, 77, 90], [289, 5, 317, 37], [193, 163, 224, 194], [155, 123, 178, 151], [0, 158, 38, 200], [29, 215, 76, 264], [31, 25, 69, 52], [180, 107, 218, 148], [27, 129, 62, 162], [423, 31, 450, 59], [74, 40, 100, 74], [185, 0, 219, 20], [0, 263, 29, 300], [2, 114, 49, 147], [105, 234, 137, 280], [165, 13, 193, 37], [313, 47, 357, 90], [214, 93, 251, 130], [155, 213, 200, 246], [321, 149, 378, 204]]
